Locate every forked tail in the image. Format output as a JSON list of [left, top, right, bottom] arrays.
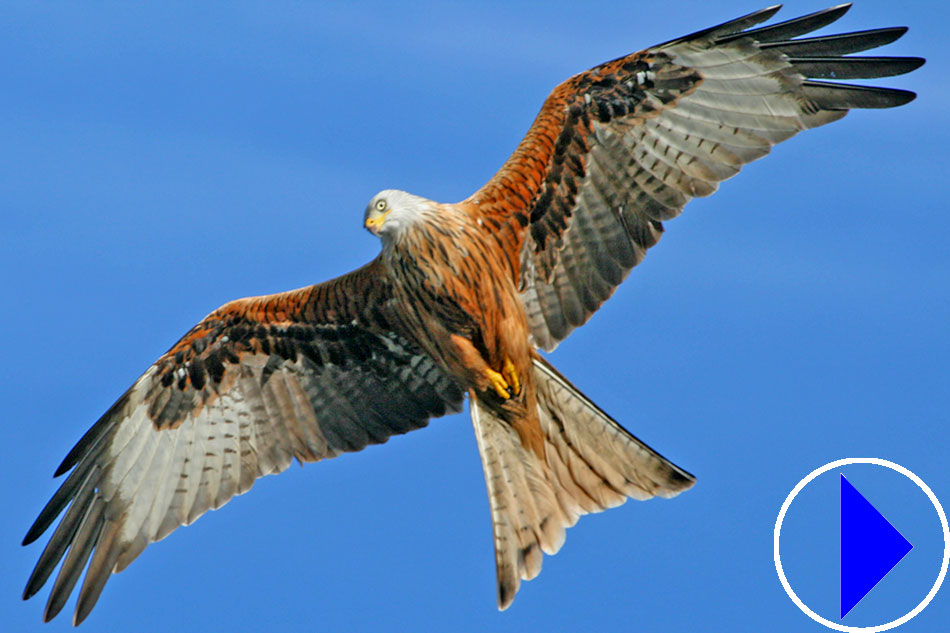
[[470, 355, 694, 609]]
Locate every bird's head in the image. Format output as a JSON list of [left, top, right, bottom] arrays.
[[364, 189, 430, 241]]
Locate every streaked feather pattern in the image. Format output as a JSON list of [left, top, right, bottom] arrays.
[[471, 357, 694, 609], [23, 260, 463, 624], [469, 3, 922, 350]]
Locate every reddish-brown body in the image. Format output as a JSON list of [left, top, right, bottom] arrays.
[[381, 202, 543, 456]]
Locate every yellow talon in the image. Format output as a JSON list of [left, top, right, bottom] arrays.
[[502, 357, 521, 396], [485, 368, 512, 400]]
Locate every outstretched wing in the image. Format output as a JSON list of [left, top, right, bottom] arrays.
[[466, 3, 923, 351], [22, 258, 464, 625]]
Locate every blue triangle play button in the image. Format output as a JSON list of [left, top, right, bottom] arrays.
[[840, 474, 913, 619]]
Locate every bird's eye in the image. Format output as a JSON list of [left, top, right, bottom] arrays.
[[375, 200, 387, 212]]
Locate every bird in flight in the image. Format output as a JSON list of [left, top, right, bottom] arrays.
[[23, 3, 922, 625]]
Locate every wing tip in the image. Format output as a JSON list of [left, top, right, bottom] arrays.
[[497, 580, 517, 611], [665, 466, 698, 496], [22, 580, 40, 601], [53, 460, 72, 478], [654, 4, 784, 48], [889, 88, 918, 107], [906, 56, 927, 72], [716, 2, 853, 45], [803, 81, 919, 109]]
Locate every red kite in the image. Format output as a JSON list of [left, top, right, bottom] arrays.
[[23, 4, 922, 624]]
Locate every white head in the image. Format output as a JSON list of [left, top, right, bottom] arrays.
[[363, 189, 431, 243]]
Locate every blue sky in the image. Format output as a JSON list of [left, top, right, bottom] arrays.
[[3, 1, 947, 631]]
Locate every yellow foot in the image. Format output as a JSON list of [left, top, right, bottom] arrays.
[[502, 357, 521, 396], [484, 368, 512, 400]]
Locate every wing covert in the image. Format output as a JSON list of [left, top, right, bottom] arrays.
[[466, 4, 922, 350], [23, 258, 464, 624]]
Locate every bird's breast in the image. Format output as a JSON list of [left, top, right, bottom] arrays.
[[383, 210, 526, 360]]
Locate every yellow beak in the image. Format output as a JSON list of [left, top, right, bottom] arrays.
[[365, 210, 391, 234]]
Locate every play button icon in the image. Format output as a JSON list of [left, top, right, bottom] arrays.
[[776, 458, 949, 630], [840, 474, 914, 619]]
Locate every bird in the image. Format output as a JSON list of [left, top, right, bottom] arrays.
[[22, 3, 922, 625]]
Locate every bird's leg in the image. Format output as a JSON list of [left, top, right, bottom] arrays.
[[484, 368, 512, 400], [447, 333, 517, 400], [502, 356, 521, 396]]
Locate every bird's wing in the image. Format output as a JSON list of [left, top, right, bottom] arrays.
[[22, 258, 464, 625], [465, 4, 923, 351]]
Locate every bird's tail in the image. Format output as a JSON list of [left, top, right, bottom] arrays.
[[469, 355, 695, 609]]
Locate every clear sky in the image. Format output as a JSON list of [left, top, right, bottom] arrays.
[[3, 1, 947, 631]]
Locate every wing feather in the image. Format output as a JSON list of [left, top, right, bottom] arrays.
[[716, 4, 852, 44], [467, 4, 921, 350], [23, 258, 464, 624], [44, 493, 103, 622], [760, 26, 909, 56]]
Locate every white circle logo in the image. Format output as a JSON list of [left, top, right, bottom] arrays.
[[773, 458, 949, 632]]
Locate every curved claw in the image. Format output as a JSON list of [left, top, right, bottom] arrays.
[[484, 368, 512, 400], [502, 357, 521, 396]]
